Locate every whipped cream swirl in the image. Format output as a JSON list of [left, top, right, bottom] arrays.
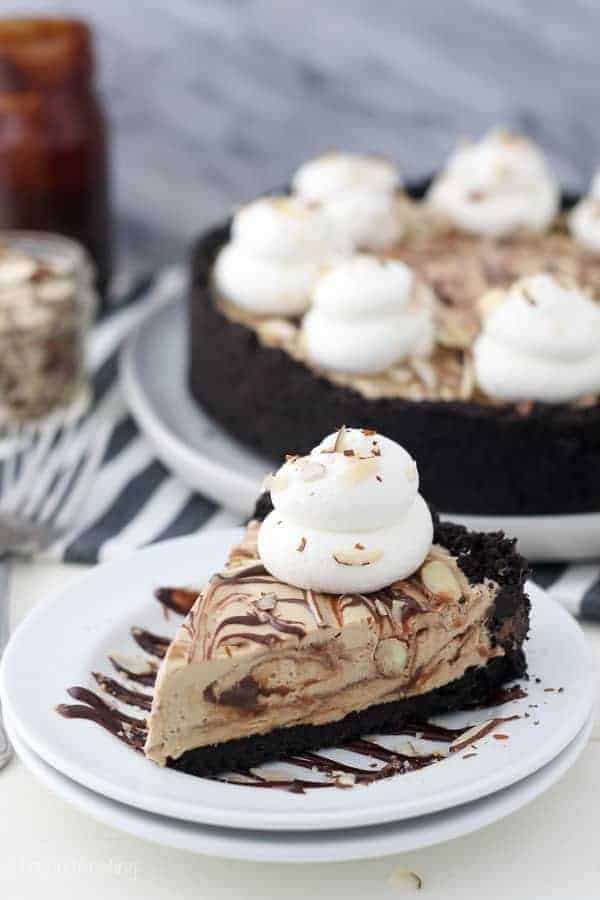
[[427, 129, 559, 237], [258, 428, 433, 594], [293, 152, 405, 250], [293, 152, 400, 201], [569, 171, 600, 255], [474, 273, 600, 402], [302, 255, 435, 374], [213, 196, 336, 316]]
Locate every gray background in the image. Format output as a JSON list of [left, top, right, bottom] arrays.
[[6, 0, 600, 272]]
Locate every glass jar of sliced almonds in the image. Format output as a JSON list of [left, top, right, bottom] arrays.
[[0, 231, 96, 425]]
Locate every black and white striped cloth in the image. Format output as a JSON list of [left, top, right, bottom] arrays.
[[38, 265, 600, 621], [39, 266, 240, 566]]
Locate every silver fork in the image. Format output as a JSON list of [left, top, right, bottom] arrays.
[[0, 412, 108, 769]]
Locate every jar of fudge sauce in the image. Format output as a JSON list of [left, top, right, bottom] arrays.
[[0, 232, 96, 425], [0, 18, 111, 301]]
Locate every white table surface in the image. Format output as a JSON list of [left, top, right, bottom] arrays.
[[2, 560, 599, 899]]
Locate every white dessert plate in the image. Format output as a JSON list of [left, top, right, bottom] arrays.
[[0, 529, 595, 832], [5, 709, 592, 863], [121, 299, 600, 562]]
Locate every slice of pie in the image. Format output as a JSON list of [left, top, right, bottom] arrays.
[[145, 429, 529, 775]]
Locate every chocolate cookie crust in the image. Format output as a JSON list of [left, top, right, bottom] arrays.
[[168, 499, 530, 777], [170, 656, 523, 776]]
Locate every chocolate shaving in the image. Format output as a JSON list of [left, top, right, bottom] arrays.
[[130, 627, 170, 659], [56, 687, 147, 753], [154, 586, 198, 616], [450, 715, 520, 753], [108, 654, 157, 687], [92, 672, 153, 712], [333, 425, 346, 452], [520, 285, 537, 305]]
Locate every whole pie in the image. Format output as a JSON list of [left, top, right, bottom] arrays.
[[188, 130, 600, 515]]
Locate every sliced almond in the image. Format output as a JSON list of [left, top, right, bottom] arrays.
[[388, 366, 412, 385], [262, 470, 289, 493], [0, 253, 37, 287], [258, 317, 298, 347], [436, 315, 472, 349], [404, 461, 418, 482], [374, 638, 408, 678], [410, 358, 437, 391], [331, 771, 356, 788], [337, 456, 380, 487], [388, 868, 423, 892], [552, 272, 577, 291], [255, 593, 277, 611], [374, 597, 390, 618], [332, 547, 383, 567], [390, 598, 406, 621], [420, 560, 462, 601], [297, 460, 326, 482], [333, 425, 347, 452], [477, 287, 505, 320], [459, 357, 476, 400]]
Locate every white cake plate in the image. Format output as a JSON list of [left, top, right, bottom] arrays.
[[5, 711, 593, 863], [0, 529, 595, 832]]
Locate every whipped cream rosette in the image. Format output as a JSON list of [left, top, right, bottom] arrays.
[[474, 273, 600, 402], [293, 152, 400, 201], [258, 427, 433, 593], [302, 254, 435, 375], [569, 171, 600, 255], [293, 152, 405, 250], [427, 129, 559, 237], [213, 195, 338, 316], [323, 190, 407, 252]]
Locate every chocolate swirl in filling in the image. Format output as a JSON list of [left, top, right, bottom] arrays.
[[56, 607, 525, 792]]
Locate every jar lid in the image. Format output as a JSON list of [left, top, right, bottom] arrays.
[[0, 18, 93, 88], [0, 230, 97, 326]]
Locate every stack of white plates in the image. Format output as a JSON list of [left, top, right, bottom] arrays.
[[0, 530, 595, 863]]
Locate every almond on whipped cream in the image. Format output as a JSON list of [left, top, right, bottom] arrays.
[[213, 195, 340, 317], [426, 128, 559, 238], [474, 273, 600, 403]]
